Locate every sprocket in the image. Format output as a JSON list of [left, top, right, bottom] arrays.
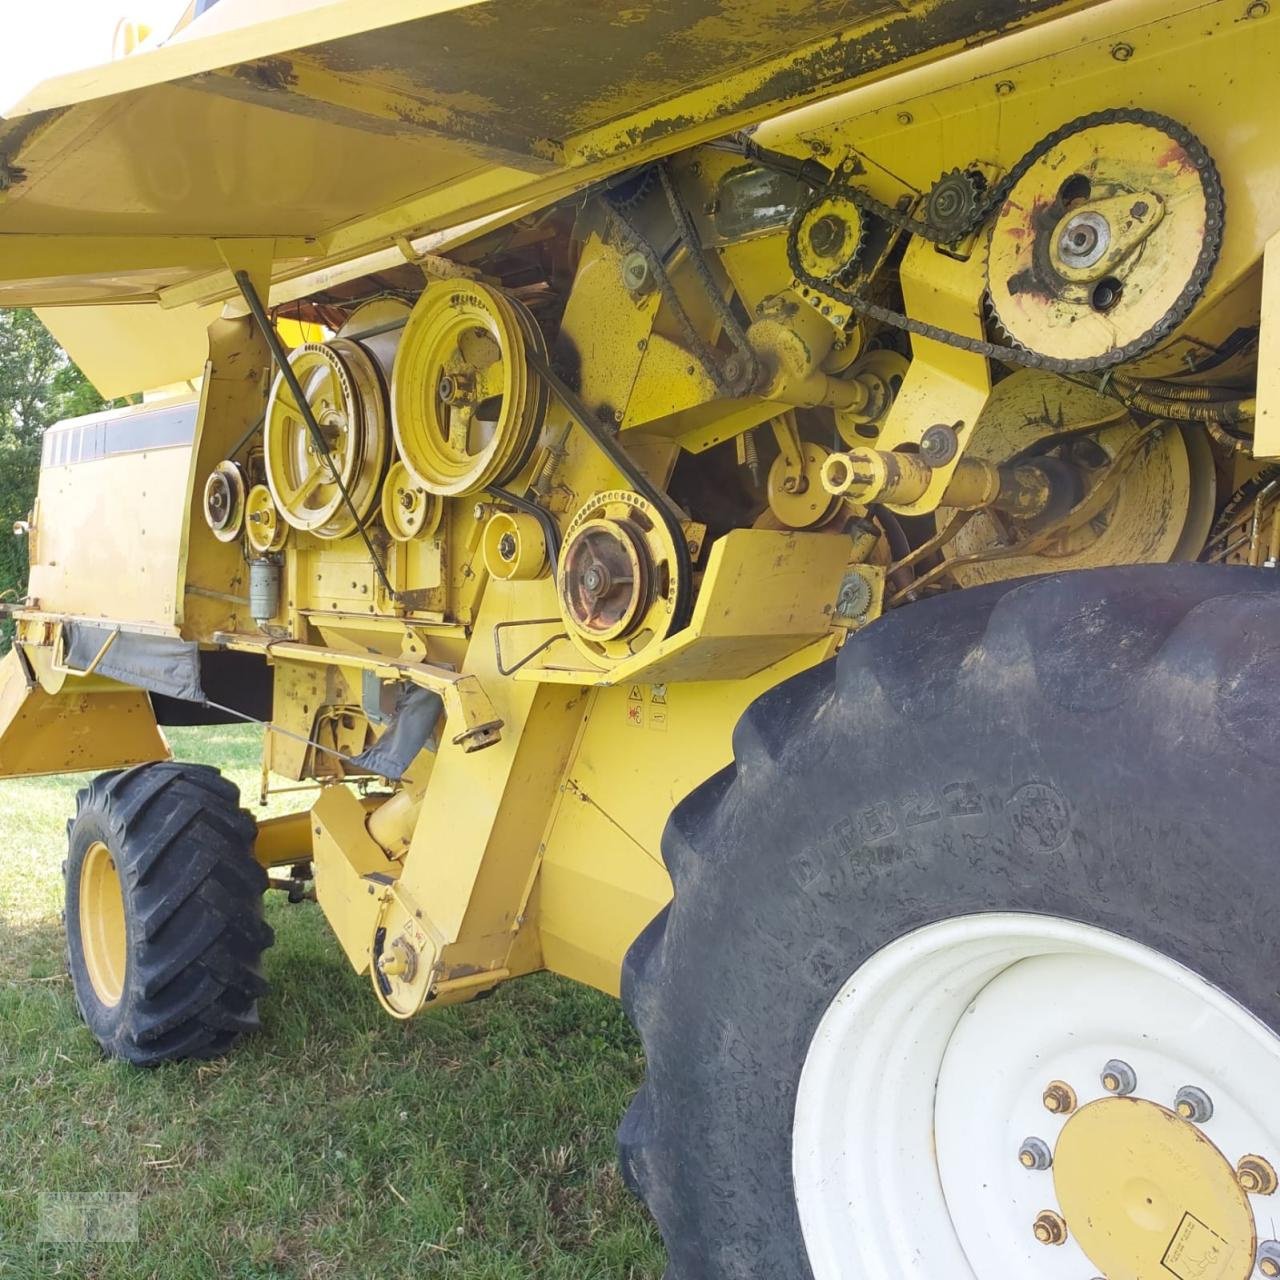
[[785, 108, 1224, 374]]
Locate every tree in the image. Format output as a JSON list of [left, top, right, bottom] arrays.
[[0, 310, 105, 643]]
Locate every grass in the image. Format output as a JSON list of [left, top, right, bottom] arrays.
[[0, 725, 665, 1279]]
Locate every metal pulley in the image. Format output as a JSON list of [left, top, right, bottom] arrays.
[[380, 460, 442, 542], [202, 460, 247, 543], [555, 491, 684, 668], [263, 340, 390, 538], [391, 280, 548, 497], [482, 511, 548, 581], [244, 483, 288, 554]]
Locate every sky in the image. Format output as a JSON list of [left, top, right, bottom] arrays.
[[0, 0, 188, 108]]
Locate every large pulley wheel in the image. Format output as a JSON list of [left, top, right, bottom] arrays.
[[939, 369, 1215, 584], [391, 280, 547, 497], [264, 340, 389, 538], [621, 565, 1280, 1280], [556, 490, 683, 668], [987, 114, 1222, 364]]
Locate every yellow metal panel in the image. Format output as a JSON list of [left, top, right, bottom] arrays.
[[311, 784, 399, 973], [36, 303, 216, 401], [252, 809, 314, 870], [0, 649, 169, 779], [27, 397, 198, 627], [522, 529, 845, 685], [1255, 229, 1280, 459], [538, 642, 837, 992], [0, 0, 1092, 311]]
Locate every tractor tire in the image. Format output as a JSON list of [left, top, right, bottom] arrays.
[[620, 563, 1280, 1280], [65, 761, 273, 1066]]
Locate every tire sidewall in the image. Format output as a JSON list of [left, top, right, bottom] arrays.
[[632, 569, 1280, 1280], [65, 808, 134, 1049]]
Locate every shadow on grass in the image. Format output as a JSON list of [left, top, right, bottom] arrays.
[[0, 897, 664, 1280]]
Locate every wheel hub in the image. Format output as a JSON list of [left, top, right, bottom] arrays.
[[793, 916, 1280, 1280], [79, 839, 126, 1007], [1053, 1097, 1254, 1279]]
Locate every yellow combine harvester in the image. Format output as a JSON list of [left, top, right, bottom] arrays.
[[5, 0, 1280, 1273]]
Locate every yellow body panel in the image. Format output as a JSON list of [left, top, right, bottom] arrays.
[[0, 649, 168, 779], [27, 397, 199, 627]]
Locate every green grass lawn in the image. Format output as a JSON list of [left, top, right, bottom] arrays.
[[0, 726, 664, 1279]]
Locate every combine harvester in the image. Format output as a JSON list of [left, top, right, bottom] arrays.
[[2, 0, 1279, 1274]]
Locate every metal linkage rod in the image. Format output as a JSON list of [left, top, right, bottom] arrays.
[[234, 270, 398, 602]]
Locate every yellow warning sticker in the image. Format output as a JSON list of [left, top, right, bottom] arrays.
[[627, 684, 644, 702], [650, 683, 667, 705], [648, 707, 669, 732], [626, 702, 644, 727], [1162, 1213, 1237, 1280]]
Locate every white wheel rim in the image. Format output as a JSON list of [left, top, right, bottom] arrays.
[[792, 913, 1280, 1280]]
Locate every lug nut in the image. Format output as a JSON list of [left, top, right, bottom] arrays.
[[1174, 1085, 1214, 1124], [1259, 1240, 1280, 1277], [1238, 1154, 1278, 1196], [1032, 1210, 1067, 1246], [1101, 1059, 1137, 1096], [1018, 1137, 1053, 1171], [1042, 1081, 1078, 1115]]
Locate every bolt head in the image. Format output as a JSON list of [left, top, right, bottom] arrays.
[[1032, 1211, 1067, 1246], [1174, 1085, 1214, 1124], [1238, 1154, 1278, 1196], [1018, 1137, 1053, 1172], [1042, 1081, 1077, 1115], [1101, 1058, 1137, 1096], [920, 423, 959, 467]]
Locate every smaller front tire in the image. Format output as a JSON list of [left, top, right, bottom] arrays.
[[65, 762, 274, 1066]]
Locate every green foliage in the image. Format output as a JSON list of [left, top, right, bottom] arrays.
[[0, 310, 104, 641]]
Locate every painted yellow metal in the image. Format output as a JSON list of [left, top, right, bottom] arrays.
[[79, 839, 128, 1006], [1053, 1097, 1255, 1279], [1256, 228, 1280, 459], [25, 396, 199, 627], [988, 118, 1210, 364], [264, 342, 389, 537], [392, 280, 546, 497], [0, 649, 169, 778], [251, 809, 316, 870], [36, 303, 217, 402], [312, 784, 399, 973], [537, 639, 838, 994], [940, 371, 1208, 585], [0, 0, 1096, 321]]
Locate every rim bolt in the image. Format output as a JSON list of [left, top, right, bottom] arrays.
[[1042, 1081, 1078, 1115], [1032, 1210, 1068, 1246], [1259, 1241, 1280, 1277], [1101, 1059, 1137, 1096], [1238, 1155, 1278, 1196], [1018, 1137, 1053, 1171], [1174, 1085, 1214, 1124]]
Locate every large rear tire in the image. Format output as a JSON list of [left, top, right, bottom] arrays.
[[620, 564, 1280, 1279], [65, 762, 274, 1066]]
